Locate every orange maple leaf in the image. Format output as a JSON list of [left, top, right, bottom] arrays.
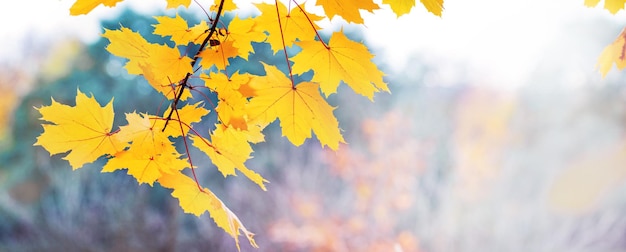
[[315, 0, 380, 24], [34, 89, 126, 169], [291, 31, 389, 100], [69, 0, 124, 16], [158, 171, 258, 250], [247, 63, 345, 150]]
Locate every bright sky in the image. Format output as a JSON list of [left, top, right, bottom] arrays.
[[0, 0, 624, 89]]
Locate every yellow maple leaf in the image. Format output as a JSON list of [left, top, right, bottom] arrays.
[[102, 104, 206, 185], [69, 0, 124, 16], [102, 142, 188, 186], [35, 89, 126, 169], [103, 27, 193, 99], [383, 0, 415, 17], [227, 16, 267, 60], [158, 171, 258, 250], [161, 102, 210, 137], [585, 0, 626, 14], [165, 0, 191, 9], [291, 31, 389, 100], [191, 126, 268, 190], [315, 0, 380, 24], [420, 0, 444, 16], [114, 112, 172, 154], [211, 0, 238, 12], [253, 2, 323, 53], [153, 14, 209, 46], [202, 72, 250, 129], [596, 28, 626, 77], [199, 39, 239, 71], [115, 103, 208, 151], [102, 27, 151, 75], [247, 63, 345, 150]]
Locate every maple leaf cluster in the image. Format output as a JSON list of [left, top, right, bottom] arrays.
[[34, 0, 444, 249]]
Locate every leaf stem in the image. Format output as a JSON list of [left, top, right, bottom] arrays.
[[172, 105, 203, 191], [292, 0, 328, 49], [274, 0, 296, 88]]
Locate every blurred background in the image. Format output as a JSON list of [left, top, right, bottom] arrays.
[[3, 0, 626, 251]]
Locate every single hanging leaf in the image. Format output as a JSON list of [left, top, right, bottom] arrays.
[[596, 28, 626, 77], [315, 0, 380, 24], [191, 126, 268, 190], [158, 171, 259, 250], [35, 89, 126, 169], [165, 0, 191, 9], [291, 31, 389, 100], [69, 0, 124, 16], [253, 2, 323, 53], [585, 0, 626, 14], [247, 63, 345, 150], [102, 27, 151, 75], [153, 14, 209, 46]]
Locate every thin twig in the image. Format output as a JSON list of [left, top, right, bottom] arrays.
[[162, 0, 226, 131]]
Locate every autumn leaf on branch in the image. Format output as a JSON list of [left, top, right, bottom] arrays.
[[191, 125, 268, 190], [35, 89, 126, 169], [158, 171, 259, 250], [291, 31, 389, 100], [153, 14, 209, 46], [247, 63, 345, 150], [315, 0, 380, 24], [102, 27, 194, 100], [252, 2, 323, 53], [226, 16, 267, 60]]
